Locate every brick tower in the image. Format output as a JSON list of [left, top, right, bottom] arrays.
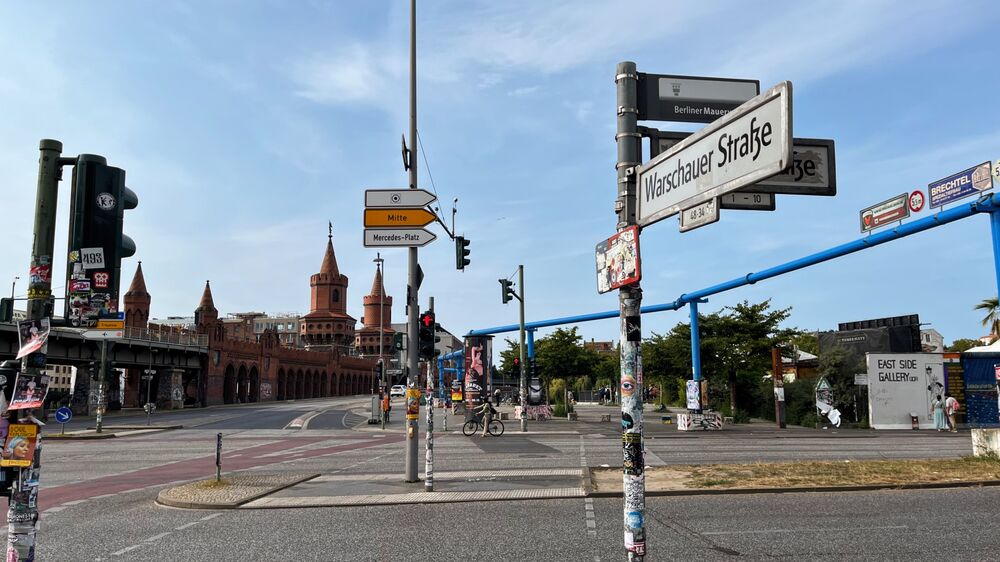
[[123, 261, 150, 330], [194, 280, 218, 327], [300, 228, 355, 351], [355, 263, 394, 363]]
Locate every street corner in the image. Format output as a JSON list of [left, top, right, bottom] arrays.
[[156, 472, 319, 510]]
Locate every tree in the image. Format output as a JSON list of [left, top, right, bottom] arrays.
[[816, 346, 865, 423], [787, 331, 819, 355], [946, 338, 981, 353], [975, 297, 999, 340], [534, 327, 594, 399]]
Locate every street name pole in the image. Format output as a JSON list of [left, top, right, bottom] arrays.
[[425, 297, 434, 491], [616, 61, 646, 561], [95, 339, 108, 433], [518, 265, 527, 432], [7, 139, 65, 562], [404, 0, 420, 483]]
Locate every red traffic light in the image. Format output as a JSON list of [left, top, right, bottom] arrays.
[[420, 312, 434, 327]]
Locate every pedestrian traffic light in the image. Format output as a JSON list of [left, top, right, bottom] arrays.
[[418, 311, 437, 359], [499, 279, 516, 304], [455, 236, 471, 270], [65, 154, 138, 327], [393, 332, 404, 351]]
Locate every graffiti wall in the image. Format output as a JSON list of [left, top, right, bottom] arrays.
[[866, 353, 945, 430]]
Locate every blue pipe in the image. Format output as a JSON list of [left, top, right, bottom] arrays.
[[468, 194, 996, 336], [527, 329, 535, 359], [690, 302, 702, 382], [991, 210, 1000, 301]]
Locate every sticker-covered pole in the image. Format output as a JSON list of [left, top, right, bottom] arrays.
[[404, 0, 420, 483], [7, 139, 64, 562], [425, 297, 434, 492], [615, 61, 645, 561], [518, 265, 527, 432]]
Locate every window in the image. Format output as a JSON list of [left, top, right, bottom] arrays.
[[287, 323, 294, 330], [332, 289, 340, 303]]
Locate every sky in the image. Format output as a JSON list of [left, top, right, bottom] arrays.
[[1, 0, 999, 353]]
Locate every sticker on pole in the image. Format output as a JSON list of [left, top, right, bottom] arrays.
[[595, 226, 640, 294]]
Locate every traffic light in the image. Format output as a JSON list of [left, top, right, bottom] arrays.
[[375, 360, 384, 382], [499, 279, 516, 304], [393, 332, 404, 351], [65, 154, 138, 327], [418, 311, 437, 359], [455, 236, 471, 270], [0, 299, 12, 323]]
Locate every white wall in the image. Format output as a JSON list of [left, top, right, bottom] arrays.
[[866, 353, 945, 430]]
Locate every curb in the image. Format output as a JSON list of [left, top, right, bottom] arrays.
[[586, 478, 1000, 498], [45, 432, 117, 440], [155, 473, 320, 510]]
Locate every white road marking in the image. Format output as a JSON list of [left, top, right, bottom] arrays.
[[199, 513, 222, 521], [62, 500, 86, 505], [702, 525, 908, 536], [145, 532, 171, 542], [111, 545, 143, 556], [44, 506, 66, 513], [175, 522, 199, 531]]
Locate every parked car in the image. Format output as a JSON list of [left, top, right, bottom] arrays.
[[390, 385, 406, 398]]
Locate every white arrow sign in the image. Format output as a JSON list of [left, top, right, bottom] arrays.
[[365, 189, 437, 208], [82, 330, 123, 340], [364, 228, 437, 247], [637, 81, 792, 228]]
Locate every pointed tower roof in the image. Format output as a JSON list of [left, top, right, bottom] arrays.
[[198, 280, 216, 310], [320, 223, 340, 277], [369, 265, 385, 298], [125, 261, 149, 297]]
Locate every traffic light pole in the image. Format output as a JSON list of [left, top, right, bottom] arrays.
[[8, 139, 66, 562], [518, 265, 527, 432], [425, 297, 434, 492], [404, 0, 420, 483], [616, 61, 646, 561]]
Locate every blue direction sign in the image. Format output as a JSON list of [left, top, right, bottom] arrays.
[[928, 161, 993, 208], [55, 406, 72, 423]]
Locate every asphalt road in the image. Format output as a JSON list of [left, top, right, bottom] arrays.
[[35, 485, 1000, 560]]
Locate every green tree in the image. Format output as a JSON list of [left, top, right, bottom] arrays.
[[947, 338, 981, 353], [788, 331, 820, 355], [534, 327, 594, 400], [975, 297, 999, 340], [816, 346, 865, 423]]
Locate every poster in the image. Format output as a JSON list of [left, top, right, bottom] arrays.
[[405, 388, 420, 420], [595, 226, 640, 294], [463, 336, 492, 405], [685, 380, 700, 410], [16, 318, 50, 359], [1, 424, 38, 468], [8, 374, 49, 411], [866, 353, 945, 429]]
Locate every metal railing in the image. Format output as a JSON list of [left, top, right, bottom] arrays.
[[122, 327, 207, 347]]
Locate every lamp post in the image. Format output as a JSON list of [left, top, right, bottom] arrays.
[[374, 253, 385, 429], [143, 349, 157, 425], [10, 276, 18, 301]]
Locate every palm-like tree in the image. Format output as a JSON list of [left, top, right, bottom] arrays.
[[975, 297, 1000, 340]]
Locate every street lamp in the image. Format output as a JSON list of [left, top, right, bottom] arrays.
[[143, 349, 157, 425], [373, 253, 386, 429], [10, 276, 18, 301]]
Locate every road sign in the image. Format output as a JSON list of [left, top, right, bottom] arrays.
[[908, 190, 925, 213], [636, 81, 792, 228], [365, 188, 437, 208], [595, 226, 640, 294], [719, 191, 775, 211], [54, 407, 72, 423], [364, 228, 437, 248], [95, 319, 124, 330], [637, 73, 760, 123], [679, 198, 720, 233], [860, 193, 909, 232], [81, 330, 122, 340], [854, 374, 869, 386], [928, 161, 993, 208], [648, 130, 835, 197], [363, 208, 436, 228]]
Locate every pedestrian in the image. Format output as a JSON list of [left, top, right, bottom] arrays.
[[382, 393, 391, 423], [931, 395, 947, 431], [494, 387, 501, 407], [945, 393, 960, 432]]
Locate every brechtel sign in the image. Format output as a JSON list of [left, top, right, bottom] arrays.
[[636, 82, 793, 228]]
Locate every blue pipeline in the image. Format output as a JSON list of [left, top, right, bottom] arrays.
[[690, 302, 702, 382], [468, 194, 999, 336]]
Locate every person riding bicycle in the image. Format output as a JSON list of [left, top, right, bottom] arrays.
[[475, 399, 496, 437]]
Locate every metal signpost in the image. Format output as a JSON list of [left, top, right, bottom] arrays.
[[636, 81, 793, 228], [637, 73, 759, 123], [54, 406, 72, 435], [860, 193, 909, 233]]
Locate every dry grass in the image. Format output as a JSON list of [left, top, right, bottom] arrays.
[[683, 457, 1000, 489], [193, 478, 231, 489]]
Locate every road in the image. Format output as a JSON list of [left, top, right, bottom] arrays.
[[22, 398, 988, 560]]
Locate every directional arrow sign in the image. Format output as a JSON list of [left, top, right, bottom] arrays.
[[637, 81, 792, 228], [365, 188, 437, 208], [364, 228, 437, 247], [364, 208, 436, 228], [82, 330, 123, 340]]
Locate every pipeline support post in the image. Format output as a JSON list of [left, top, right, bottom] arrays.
[[990, 208, 1000, 301], [616, 60, 645, 561]]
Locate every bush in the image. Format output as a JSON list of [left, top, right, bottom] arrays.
[[553, 404, 567, 417], [549, 379, 567, 404], [732, 409, 751, 424], [799, 412, 818, 428]]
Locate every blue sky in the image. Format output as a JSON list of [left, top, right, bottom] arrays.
[[2, 1, 999, 351]]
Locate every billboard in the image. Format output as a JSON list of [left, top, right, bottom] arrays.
[[866, 353, 945, 429], [463, 336, 492, 406]]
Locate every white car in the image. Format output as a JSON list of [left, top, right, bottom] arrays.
[[390, 385, 406, 398]]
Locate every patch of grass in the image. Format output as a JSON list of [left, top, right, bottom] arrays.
[[194, 478, 231, 489]]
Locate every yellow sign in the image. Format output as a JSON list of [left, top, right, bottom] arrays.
[[364, 208, 436, 228], [406, 388, 421, 420], [96, 320, 125, 330]]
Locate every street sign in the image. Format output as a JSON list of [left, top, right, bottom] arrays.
[[928, 161, 993, 208], [719, 191, 775, 211], [636, 81, 793, 228], [908, 190, 925, 213], [648, 130, 835, 197], [95, 319, 124, 330], [54, 407, 72, 423], [365, 188, 437, 208], [679, 198, 720, 233], [637, 73, 760, 123], [364, 228, 437, 247], [81, 330, 122, 340], [860, 193, 909, 232], [595, 226, 641, 294], [363, 208, 436, 228], [854, 374, 869, 386]]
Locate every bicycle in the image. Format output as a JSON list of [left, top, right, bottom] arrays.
[[462, 414, 504, 436]]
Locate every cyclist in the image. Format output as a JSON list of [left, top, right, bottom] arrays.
[[474, 399, 496, 437]]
